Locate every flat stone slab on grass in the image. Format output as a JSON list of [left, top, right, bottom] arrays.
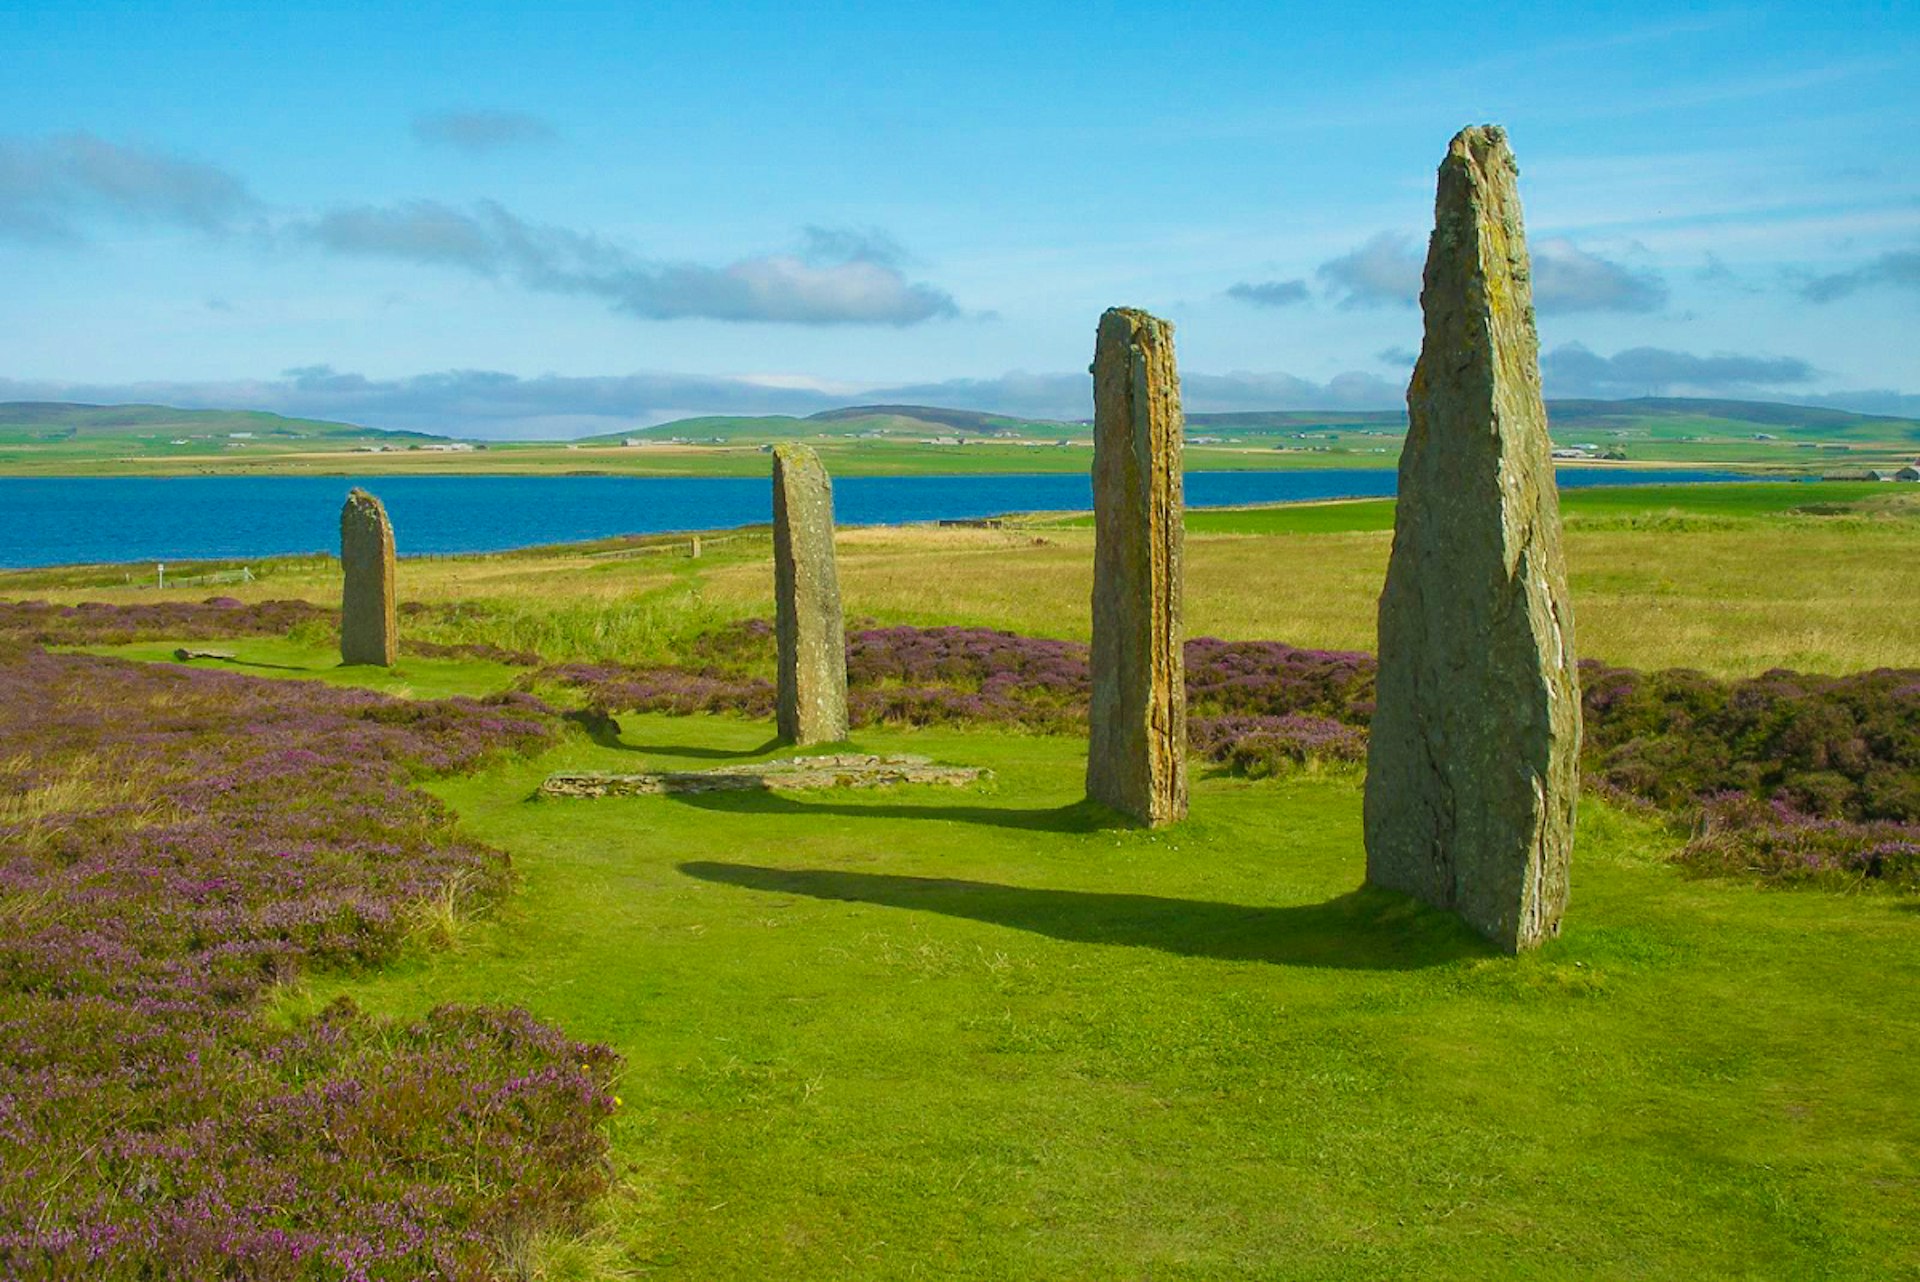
[[539, 753, 991, 798], [173, 648, 237, 661]]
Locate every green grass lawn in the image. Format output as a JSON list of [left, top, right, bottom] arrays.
[[169, 648, 1909, 1282], [74, 637, 530, 701]]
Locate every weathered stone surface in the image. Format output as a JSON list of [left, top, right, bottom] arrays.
[[1363, 126, 1582, 953], [1086, 307, 1188, 826], [771, 444, 849, 744], [539, 754, 987, 798], [339, 488, 397, 667], [172, 648, 235, 662]]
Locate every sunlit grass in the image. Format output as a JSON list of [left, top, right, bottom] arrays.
[[279, 704, 1920, 1282], [13, 482, 1919, 676], [40, 469, 1920, 1278]]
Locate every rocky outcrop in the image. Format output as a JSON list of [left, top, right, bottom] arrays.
[[772, 444, 849, 745], [1363, 126, 1582, 952], [1086, 307, 1188, 827], [339, 489, 397, 667]]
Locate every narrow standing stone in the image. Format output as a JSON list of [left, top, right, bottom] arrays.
[[339, 488, 397, 667], [1086, 307, 1188, 826], [1364, 126, 1582, 952], [771, 444, 848, 745]]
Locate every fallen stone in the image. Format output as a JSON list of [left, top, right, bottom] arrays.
[[771, 444, 849, 745], [1363, 125, 1583, 953], [539, 753, 989, 798], [339, 488, 398, 667], [173, 647, 236, 661], [1085, 306, 1188, 827]]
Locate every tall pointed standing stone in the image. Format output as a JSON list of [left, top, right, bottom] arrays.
[[1364, 126, 1582, 953], [1086, 307, 1188, 827], [771, 444, 849, 745], [339, 488, 398, 667]]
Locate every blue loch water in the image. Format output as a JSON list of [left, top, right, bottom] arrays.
[[0, 469, 1749, 569]]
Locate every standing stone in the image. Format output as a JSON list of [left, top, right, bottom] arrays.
[[1364, 126, 1582, 953], [339, 488, 398, 667], [771, 444, 848, 745], [1086, 307, 1188, 826]]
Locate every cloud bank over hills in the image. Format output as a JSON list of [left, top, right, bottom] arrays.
[[4, 340, 1904, 439], [1305, 232, 1667, 313]]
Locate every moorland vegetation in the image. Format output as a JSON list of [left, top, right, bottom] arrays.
[[1, 480, 1916, 1278]]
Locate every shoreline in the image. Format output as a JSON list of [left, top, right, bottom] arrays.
[[0, 471, 1834, 576]]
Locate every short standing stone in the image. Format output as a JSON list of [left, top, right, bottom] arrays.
[[1085, 307, 1188, 826], [771, 444, 848, 744], [1363, 125, 1582, 952], [339, 488, 398, 667]]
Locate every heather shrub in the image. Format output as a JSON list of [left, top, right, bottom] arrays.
[[530, 620, 1920, 889], [686, 616, 776, 671], [0, 648, 619, 1278], [1679, 793, 1920, 889], [846, 626, 1090, 732], [1184, 638, 1377, 726], [0, 597, 330, 646], [1581, 661, 1920, 824], [1191, 714, 1368, 778], [536, 660, 776, 720], [402, 638, 544, 666]]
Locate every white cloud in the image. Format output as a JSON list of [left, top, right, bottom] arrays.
[[297, 200, 960, 325], [1315, 231, 1667, 312], [0, 132, 256, 242]]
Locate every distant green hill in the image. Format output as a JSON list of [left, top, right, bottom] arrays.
[[574, 414, 817, 444], [1191, 398, 1920, 448], [0, 402, 437, 444], [1545, 397, 1904, 432], [1186, 411, 1405, 432], [1541, 397, 1920, 443], [577, 404, 1079, 445], [603, 397, 1919, 449], [5, 396, 1914, 474], [808, 404, 1076, 436]]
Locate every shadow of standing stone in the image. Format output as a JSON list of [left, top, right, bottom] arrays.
[[1363, 125, 1582, 953], [772, 444, 849, 745], [339, 488, 397, 667], [1086, 307, 1188, 827]]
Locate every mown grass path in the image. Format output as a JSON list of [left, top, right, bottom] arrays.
[[260, 696, 1920, 1281]]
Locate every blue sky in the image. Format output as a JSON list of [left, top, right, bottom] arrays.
[[1, 0, 1915, 436]]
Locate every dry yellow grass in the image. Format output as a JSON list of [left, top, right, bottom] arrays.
[[10, 511, 1916, 676], [0, 750, 178, 861], [705, 522, 1920, 673]]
